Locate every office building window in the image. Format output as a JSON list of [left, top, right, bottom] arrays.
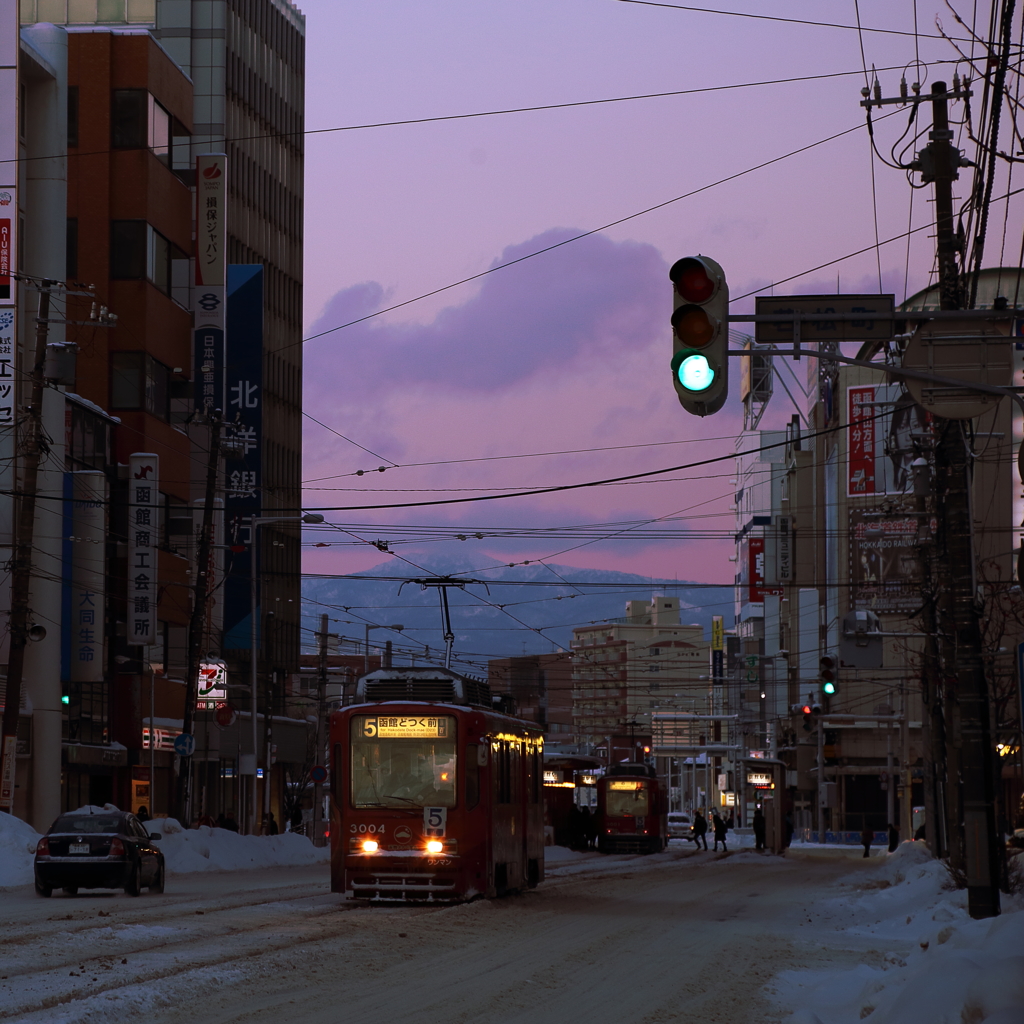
[[110, 352, 170, 420], [111, 90, 174, 163], [110, 221, 183, 295]]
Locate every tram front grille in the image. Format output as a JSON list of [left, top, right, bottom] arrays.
[[350, 872, 458, 902]]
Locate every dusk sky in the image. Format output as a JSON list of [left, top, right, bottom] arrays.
[[296, 0, 1019, 587]]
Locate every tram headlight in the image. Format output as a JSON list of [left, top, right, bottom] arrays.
[[425, 839, 444, 854], [361, 839, 379, 853]]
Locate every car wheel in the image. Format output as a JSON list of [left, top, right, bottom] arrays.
[[35, 881, 52, 898], [62, 885, 78, 896], [148, 861, 165, 894], [124, 863, 142, 897]]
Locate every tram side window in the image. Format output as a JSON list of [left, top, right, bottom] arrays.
[[465, 744, 480, 809], [510, 741, 522, 804], [528, 746, 541, 804], [495, 741, 511, 804]]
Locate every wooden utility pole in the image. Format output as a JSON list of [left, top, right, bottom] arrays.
[[924, 81, 1001, 917], [175, 412, 222, 823], [0, 282, 53, 813]]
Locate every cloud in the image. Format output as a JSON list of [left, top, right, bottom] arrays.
[[305, 228, 667, 395]]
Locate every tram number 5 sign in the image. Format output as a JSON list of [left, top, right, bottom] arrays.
[[424, 806, 447, 837]]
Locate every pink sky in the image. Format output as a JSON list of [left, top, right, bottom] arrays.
[[297, 0, 1019, 584]]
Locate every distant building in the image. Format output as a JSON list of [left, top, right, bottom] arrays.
[[572, 597, 710, 763], [487, 653, 573, 739]]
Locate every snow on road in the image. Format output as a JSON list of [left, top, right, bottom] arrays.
[[1, 838, 1021, 1024]]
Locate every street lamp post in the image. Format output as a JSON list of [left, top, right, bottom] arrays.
[[248, 513, 323, 835], [364, 623, 404, 675]]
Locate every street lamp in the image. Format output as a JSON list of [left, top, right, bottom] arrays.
[[247, 512, 323, 834], [364, 623, 405, 674]]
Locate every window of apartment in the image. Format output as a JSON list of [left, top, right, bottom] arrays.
[[67, 86, 79, 147], [110, 220, 185, 296], [110, 352, 170, 420], [111, 90, 179, 165], [66, 218, 78, 281]]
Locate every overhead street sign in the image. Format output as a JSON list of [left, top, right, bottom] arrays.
[[754, 294, 895, 344]]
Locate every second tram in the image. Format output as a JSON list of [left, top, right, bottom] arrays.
[[597, 762, 668, 853], [329, 668, 544, 902]]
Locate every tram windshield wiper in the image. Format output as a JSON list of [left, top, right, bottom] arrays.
[[380, 794, 418, 804]]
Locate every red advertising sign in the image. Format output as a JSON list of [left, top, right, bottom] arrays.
[[748, 537, 781, 603], [0, 214, 12, 301], [848, 385, 877, 496]]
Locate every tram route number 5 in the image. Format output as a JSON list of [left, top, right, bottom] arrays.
[[424, 806, 447, 837]]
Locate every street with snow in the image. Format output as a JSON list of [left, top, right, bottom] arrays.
[[2, 813, 1023, 1024]]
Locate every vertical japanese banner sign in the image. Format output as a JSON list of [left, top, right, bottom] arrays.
[[222, 265, 263, 650], [194, 154, 227, 415], [848, 385, 877, 496], [128, 455, 159, 646], [748, 537, 767, 604], [71, 473, 107, 681], [0, 0, 18, 811], [711, 615, 724, 686]]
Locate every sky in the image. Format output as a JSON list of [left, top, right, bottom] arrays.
[[296, 0, 1022, 594]]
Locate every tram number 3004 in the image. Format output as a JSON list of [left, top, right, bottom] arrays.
[[350, 824, 386, 834]]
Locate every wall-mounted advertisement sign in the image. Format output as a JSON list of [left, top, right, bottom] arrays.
[[127, 454, 159, 645], [848, 383, 932, 497], [198, 659, 228, 709], [849, 510, 925, 612]]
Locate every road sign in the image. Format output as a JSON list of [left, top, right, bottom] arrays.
[[310, 764, 328, 784], [754, 294, 895, 344], [214, 704, 237, 728], [173, 733, 196, 757]]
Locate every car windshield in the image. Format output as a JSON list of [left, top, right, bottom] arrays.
[[350, 714, 457, 808], [51, 815, 123, 834]]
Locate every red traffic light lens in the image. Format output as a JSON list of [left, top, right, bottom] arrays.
[[671, 305, 715, 348], [801, 705, 812, 715], [669, 258, 716, 303]]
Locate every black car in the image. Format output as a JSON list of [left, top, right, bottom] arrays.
[[34, 811, 165, 897]]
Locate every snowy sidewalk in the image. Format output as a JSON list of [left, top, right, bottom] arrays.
[[770, 842, 1024, 1024]]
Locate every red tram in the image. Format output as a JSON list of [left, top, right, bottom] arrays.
[[329, 668, 544, 902], [597, 762, 668, 853]]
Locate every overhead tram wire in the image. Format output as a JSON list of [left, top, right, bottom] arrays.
[[0, 61, 956, 173]]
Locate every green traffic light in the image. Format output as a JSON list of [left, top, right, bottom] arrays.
[[822, 681, 836, 695], [675, 352, 715, 392], [61, 694, 70, 705]]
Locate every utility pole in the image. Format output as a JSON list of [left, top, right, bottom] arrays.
[[0, 281, 53, 813], [312, 613, 328, 845], [176, 411, 222, 824], [920, 81, 1000, 917]]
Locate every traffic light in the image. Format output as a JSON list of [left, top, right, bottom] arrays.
[[669, 255, 729, 416], [819, 654, 837, 696], [793, 702, 821, 732]]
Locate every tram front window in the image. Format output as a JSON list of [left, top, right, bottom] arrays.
[[351, 715, 457, 808], [606, 781, 649, 817]]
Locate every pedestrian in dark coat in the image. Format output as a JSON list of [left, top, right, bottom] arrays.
[[267, 812, 279, 836], [753, 808, 766, 851], [887, 822, 898, 853], [784, 811, 794, 849], [861, 826, 873, 858], [712, 813, 728, 852], [692, 811, 708, 850]]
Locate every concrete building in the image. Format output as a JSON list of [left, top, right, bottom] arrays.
[[487, 653, 574, 741], [0, 17, 70, 830], [572, 597, 710, 763], [732, 294, 1022, 840]]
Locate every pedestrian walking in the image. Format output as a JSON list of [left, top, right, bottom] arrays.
[[861, 825, 873, 858], [784, 810, 794, 849], [712, 812, 728, 852], [693, 811, 708, 850], [267, 812, 279, 836], [887, 822, 898, 853], [753, 808, 766, 851]]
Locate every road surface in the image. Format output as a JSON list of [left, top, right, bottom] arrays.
[[0, 845, 891, 1024]]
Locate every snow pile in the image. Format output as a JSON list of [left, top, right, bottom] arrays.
[[0, 808, 328, 888], [148, 818, 329, 873], [774, 842, 1024, 1024], [0, 810, 42, 887]]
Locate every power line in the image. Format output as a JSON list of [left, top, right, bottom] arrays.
[[608, 0, 969, 41]]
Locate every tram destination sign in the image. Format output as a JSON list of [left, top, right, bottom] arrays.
[[360, 715, 451, 739], [608, 779, 643, 791]]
